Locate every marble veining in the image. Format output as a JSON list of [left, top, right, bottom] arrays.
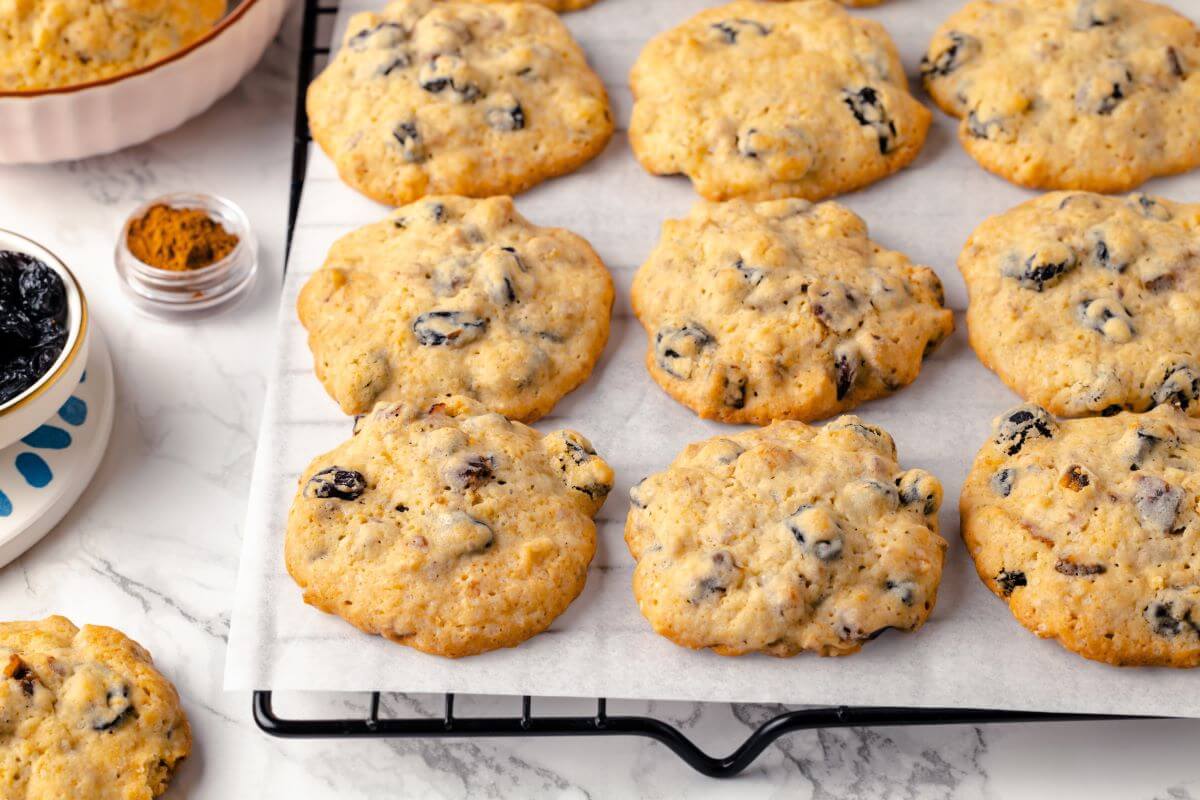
[[0, 3, 1198, 798]]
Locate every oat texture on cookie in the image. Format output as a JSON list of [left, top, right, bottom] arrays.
[[960, 192, 1200, 418], [629, 0, 930, 201], [0, 0, 226, 91], [922, 0, 1200, 191], [0, 616, 191, 800], [285, 396, 613, 658], [298, 195, 613, 420], [477, 0, 599, 10], [632, 198, 953, 424], [625, 417, 947, 657], [306, 0, 613, 206], [962, 404, 1200, 667]]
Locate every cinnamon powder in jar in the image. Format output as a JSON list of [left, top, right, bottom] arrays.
[[127, 204, 240, 271]]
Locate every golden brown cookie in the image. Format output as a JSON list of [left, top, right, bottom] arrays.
[[0, 616, 191, 800], [921, 0, 1200, 191], [962, 404, 1200, 667], [629, 0, 930, 201], [960, 191, 1200, 418], [0, 0, 225, 91], [297, 195, 613, 420], [307, 0, 613, 205], [632, 198, 953, 424], [625, 417, 947, 657], [285, 395, 613, 657]]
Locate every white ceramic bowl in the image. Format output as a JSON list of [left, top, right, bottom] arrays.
[[0, 231, 89, 450], [0, 0, 293, 164]]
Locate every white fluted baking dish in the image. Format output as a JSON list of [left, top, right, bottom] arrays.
[[0, 0, 293, 164]]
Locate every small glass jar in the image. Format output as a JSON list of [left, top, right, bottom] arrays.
[[115, 192, 258, 316]]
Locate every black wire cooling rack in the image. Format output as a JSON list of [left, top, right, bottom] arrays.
[[253, 0, 1131, 777]]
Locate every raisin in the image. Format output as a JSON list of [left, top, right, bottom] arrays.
[[966, 110, 1004, 140], [786, 505, 844, 562], [1076, 298, 1134, 342], [392, 121, 426, 164], [654, 323, 713, 380], [885, 579, 919, 606], [993, 405, 1055, 456], [412, 311, 488, 347], [991, 468, 1015, 497], [833, 343, 860, 401], [1167, 47, 1185, 78], [418, 56, 481, 103], [18, 260, 65, 319], [996, 570, 1027, 596], [304, 467, 367, 501], [443, 454, 495, 490], [485, 100, 525, 132], [1129, 194, 1172, 221], [691, 550, 738, 603], [733, 257, 764, 287], [1150, 362, 1200, 411], [896, 470, 941, 516], [709, 18, 769, 44], [722, 369, 747, 409], [1054, 559, 1106, 577], [920, 32, 978, 79], [1073, 0, 1119, 29], [1007, 248, 1077, 291], [346, 21, 405, 51], [1144, 600, 1188, 637], [841, 87, 896, 155], [90, 685, 133, 731]]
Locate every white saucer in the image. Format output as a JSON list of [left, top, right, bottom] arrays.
[[0, 325, 114, 568]]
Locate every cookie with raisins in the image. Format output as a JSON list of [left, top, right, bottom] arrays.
[[922, 0, 1200, 191], [307, 0, 612, 206], [285, 395, 612, 657], [629, 0, 929, 201], [298, 195, 612, 420], [962, 404, 1200, 667], [624, 417, 947, 657], [0, 616, 191, 799], [632, 198, 953, 424], [960, 192, 1200, 418]]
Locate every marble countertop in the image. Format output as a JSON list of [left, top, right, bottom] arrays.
[[0, 5, 1198, 798]]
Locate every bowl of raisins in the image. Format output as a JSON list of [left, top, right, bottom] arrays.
[[0, 230, 89, 449]]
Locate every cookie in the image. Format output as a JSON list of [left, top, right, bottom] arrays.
[[307, 0, 613, 206], [921, 0, 1200, 192], [631, 198, 953, 424], [960, 191, 1200, 418], [285, 395, 613, 657], [0, 616, 191, 799], [298, 195, 613, 420], [0, 0, 225, 91], [961, 404, 1200, 667], [625, 417, 947, 657], [628, 0, 930, 202], [478, 0, 598, 10]]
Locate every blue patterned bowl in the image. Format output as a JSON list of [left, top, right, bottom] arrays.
[[0, 230, 89, 450]]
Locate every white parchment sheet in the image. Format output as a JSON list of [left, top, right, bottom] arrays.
[[226, 0, 1200, 715]]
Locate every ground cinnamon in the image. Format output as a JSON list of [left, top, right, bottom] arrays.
[[127, 204, 239, 271]]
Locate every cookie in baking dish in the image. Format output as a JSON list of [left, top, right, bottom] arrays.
[[921, 0, 1200, 192], [307, 0, 613, 206], [285, 395, 612, 657], [628, 0, 930, 201], [961, 404, 1200, 667], [631, 198, 953, 424], [298, 195, 612, 420], [0, 0, 225, 91], [960, 191, 1200, 418], [625, 417, 947, 656], [0, 615, 192, 800]]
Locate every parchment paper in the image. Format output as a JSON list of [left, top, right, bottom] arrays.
[[226, 0, 1200, 716]]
